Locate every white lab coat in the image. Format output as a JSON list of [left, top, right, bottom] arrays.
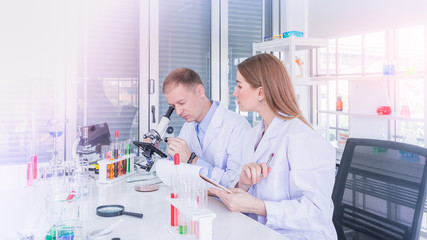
[[179, 102, 251, 188], [243, 116, 337, 240]]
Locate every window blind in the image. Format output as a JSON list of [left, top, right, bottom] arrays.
[[158, 0, 212, 135], [77, 0, 140, 148], [227, 0, 264, 125]]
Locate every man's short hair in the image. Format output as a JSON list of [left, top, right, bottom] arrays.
[[163, 68, 203, 93]]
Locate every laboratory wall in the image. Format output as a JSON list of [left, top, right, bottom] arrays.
[[308, 0, 427, 38]]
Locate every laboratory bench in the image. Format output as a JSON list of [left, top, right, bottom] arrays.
[[0, 167, 285, 240]]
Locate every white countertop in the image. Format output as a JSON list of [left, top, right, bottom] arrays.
[[0, 169, 284, 240]]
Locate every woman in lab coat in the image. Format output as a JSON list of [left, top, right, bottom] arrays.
[[210, 53, 337, 240]]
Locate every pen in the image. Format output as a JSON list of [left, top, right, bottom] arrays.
[[259, 153, 274, 177], [266, 153, 274, 166]]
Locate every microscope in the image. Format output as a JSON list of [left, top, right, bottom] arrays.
[[133, 106, 174, 171], [72, 123, 111, 163]]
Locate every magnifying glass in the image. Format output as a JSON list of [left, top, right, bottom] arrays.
[[96, 205, 143, 219]]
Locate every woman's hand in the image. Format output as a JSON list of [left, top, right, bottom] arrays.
[[237, 162, 271, 191], [209, 188, 267, 216]]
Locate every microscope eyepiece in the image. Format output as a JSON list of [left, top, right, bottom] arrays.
[[164, 106, 175, 119]]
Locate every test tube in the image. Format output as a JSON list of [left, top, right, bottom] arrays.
[[179, 214, 188, 235], [126, 139, 131, 173], [118, 160, 122, 176], [110, 164, 114, 179], [178, 176, 191, 236], [27, 159, 33, 186], [182, 176, 193, 208], [32, 155, 37, 179], [198, 181, 208, 210], [114, 130, 119, 159], [120, 141, 126, 157], [170, 178, 178, 227], [101, 145, 108, 160], [171, 154, 180, 228], [107, 164, 110, 179], [109, 144, 114, 161], [121, 141, 126, 175]]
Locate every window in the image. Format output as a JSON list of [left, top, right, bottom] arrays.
[[364, 32, 386, 75], [77, 0, 140, 153], [227, 0, 269, 125], [315, 25, 426, 147], [158, 0, 211, 136], [338, 36, 362, 75], [0, 2, 71, 164]]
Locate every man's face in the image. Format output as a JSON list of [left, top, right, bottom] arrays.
[[164, 83, 204, 123]]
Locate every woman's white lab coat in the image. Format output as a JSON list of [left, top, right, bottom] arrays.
[[179, 102, 250, 188], [243, 116, 337, 240]]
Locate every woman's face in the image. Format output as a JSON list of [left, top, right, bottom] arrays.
[[233, 70, 261, 112]]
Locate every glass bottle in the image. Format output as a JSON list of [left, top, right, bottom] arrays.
[[336, 96, 343, 111]]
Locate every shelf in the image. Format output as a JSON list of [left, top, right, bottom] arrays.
[[318, 111, 422, 122], [253, 36, 328, 52], [294, 77, 328, 86], [252, 37, 329, 88], [308, 74, 427, 82], [351, 113, 423, 122], [318, 110, 349, 115]]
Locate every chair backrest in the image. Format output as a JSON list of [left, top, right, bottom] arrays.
[[332, 138, 427, 240]]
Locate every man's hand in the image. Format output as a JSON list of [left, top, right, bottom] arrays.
[[166, 137, 192, 163], [142, 137, 159, 148]]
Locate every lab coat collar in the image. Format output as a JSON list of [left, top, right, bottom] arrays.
[[188, 101, 224, 154], [252, 116, 284, 162], [202, 101, 225, 153]]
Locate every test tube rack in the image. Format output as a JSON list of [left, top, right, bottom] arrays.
[[165, 197, 216, 240], [97, 154, 135, 184]]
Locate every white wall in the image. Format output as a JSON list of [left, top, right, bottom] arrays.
[[308, 0, 427, 38]]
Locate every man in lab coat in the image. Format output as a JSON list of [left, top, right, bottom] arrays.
[[163, 68, 250, 188]]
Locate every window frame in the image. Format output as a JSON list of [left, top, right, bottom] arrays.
[[314, 26, 426, 146]]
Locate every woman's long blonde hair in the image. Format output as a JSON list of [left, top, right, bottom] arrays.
[[238, 53, 311, 128]]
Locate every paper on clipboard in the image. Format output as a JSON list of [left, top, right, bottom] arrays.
[[156, 159, 202, 186], [199, 174, 232, 194]]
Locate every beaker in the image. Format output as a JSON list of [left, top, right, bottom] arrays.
[[376, 91, 392, 115], [400, 105, 411, 118], [45, 219, 83, 240], [47, 164, 67, 194], [45, 192, 81, 227], [71, 159, 90, 197]]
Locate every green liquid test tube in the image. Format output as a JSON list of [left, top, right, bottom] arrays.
[[126, 143, 130, 172], [179, 225, 187, 235]]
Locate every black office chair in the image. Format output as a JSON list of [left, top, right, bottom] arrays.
[[332, 138, 427, 240]]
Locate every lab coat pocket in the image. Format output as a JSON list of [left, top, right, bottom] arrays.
[[258, 164, 290, 201]]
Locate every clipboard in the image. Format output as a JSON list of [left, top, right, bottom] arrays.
[[199, 174, 232, 194]]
